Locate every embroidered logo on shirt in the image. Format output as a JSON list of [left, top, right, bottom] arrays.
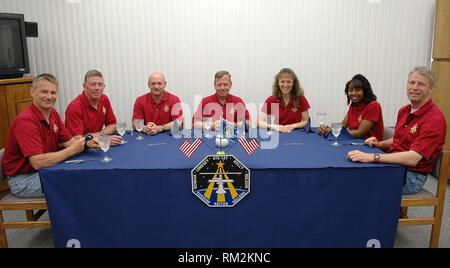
[[163, 104, 169, 113], [291, 107, 298, 112], [53, 123, 59, 133], [102, 106, 106, 115], [410, 124, 418, 135]]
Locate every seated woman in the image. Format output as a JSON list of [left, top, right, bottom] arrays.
[[318, 74, 384, 140], [258, 68, 310, 133]]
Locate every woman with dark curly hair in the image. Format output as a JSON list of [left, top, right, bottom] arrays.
[[318, 74, 384, 140]]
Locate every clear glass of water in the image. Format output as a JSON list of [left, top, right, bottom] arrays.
[[316, 112, 327, 127], [116, 122, 128, 144], [99, 134, 112, 162], [266, 114, 275, 135], [134, 118, 144, 140], [331, 122, 343, 146], [203, 116, 213, 139]]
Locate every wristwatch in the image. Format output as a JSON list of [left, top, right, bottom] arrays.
[[84, 133, 94, 151], [373, 153, 381, 163]]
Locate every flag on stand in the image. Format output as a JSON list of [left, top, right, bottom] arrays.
[[304, 118, 313, 133], [238, 137, 260, 155], [179, 138, 203, 158], [221, 118, 236, 139]]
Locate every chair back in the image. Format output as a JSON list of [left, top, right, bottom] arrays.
[[399, 150, 449, 248], [383, 127, 394, 139], [0, 148, 50, 248], [431, 151, 442, 179]]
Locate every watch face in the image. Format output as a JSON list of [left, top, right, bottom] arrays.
[[85, 133, 94, 141]]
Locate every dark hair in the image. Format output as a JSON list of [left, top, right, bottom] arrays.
[[344, 74, 376, 105], [272, 68, 304, 107]]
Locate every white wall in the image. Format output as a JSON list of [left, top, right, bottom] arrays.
[[1, 0, 435, 128]]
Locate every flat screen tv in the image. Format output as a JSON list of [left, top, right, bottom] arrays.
[[0, 13, 30, 79]]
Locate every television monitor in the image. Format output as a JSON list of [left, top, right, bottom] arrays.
[[0, 13, 30, 79]]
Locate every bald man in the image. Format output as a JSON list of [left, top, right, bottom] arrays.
[[132, 72, 183, 135]]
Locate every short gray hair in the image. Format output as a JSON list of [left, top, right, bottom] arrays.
[[408, 66, 436, 87], [84, 69, 103, 83], [32, 73, 58, 89]]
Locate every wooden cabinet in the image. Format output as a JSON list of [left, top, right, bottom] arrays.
[[0, 77, 33, 148], [433, 0, 450, 181]]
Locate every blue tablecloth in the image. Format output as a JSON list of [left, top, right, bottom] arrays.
[[40, 129, 405, 248]]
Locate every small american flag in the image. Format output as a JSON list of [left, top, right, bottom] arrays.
[[179, 138, 203, 158], [238, 137, 259, 155]]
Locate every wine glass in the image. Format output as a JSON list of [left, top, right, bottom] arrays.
[[266, 114, 275, 135], [134, 118, 144, 140], [316, 112, 327, 127], [331, 122, 343, 146], [116, 122, 128, 144], [203, 116, 213, 139], [99, 134, 112, 162]]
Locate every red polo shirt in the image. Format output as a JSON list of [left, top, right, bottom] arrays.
[[261, 95, 310, 125], [346, 100, 384, 140], [65, 92, 117, 136], [389, 100, 446, 174], [193, 94, 250, 123], [2, 104, 72, 176], [132, 91, 183, 125]]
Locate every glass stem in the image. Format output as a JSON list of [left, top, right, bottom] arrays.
[[104, 151, 107, 160]]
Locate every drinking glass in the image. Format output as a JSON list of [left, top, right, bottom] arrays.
[[236, 120, 246, 138], [266, 114, 275, 135], [316, 112, 327, 127], [331, 122, 343, 146], [116, 122, 128, 144], [203, 116, 213, 139], [99, 134, 112, 162], [134, 118, 144, 140]]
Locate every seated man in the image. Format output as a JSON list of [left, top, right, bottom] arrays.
[[347, 66, 447, 194], [132, 72, 183, 135], [65, 70, 122, 145], [193, 70, 250, 131], [2, 74, 97, 198]]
